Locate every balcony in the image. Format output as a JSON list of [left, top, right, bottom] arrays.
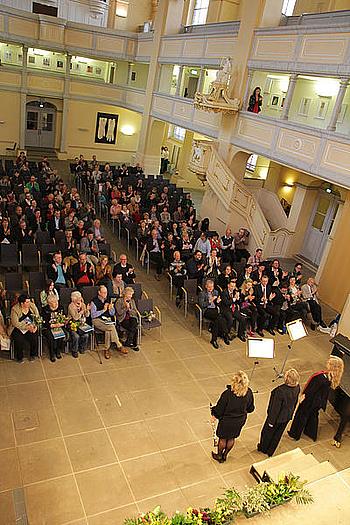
[[232, 112, 350, 188], [0, 5, 151, 62], [249, 22, 350, 76]]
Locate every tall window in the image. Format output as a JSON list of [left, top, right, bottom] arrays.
[[282, 0, 297, 16], [192, 0, 209, 26]]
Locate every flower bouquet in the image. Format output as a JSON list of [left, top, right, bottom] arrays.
[[141, 310, 156, 323]]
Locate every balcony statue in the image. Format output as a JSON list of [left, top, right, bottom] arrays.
[[194, 57, 240, 115]]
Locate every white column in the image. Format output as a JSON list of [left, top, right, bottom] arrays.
[[281, 73, 297, 120], [176, 66, 184, 96], [327, 78, 349, 132], [19, 46, 28, 149], [242, 69, 253, 110], [286, 183, 307, 231], [60, 54, 71, 154], [315, 201, 343, 283], [197, 67, 205, 92]]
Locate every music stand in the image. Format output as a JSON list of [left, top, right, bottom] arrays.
[[273, 318, 307, 381], [247, 337, 275, 393]]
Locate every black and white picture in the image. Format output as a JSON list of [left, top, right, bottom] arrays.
[[95, 112, 119, 144]]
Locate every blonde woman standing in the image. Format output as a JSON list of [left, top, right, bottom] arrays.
[[211, 371, 255, 463], [288, 356, 344, 442]]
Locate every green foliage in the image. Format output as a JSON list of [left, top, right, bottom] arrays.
[[123, 473, 313, 525]]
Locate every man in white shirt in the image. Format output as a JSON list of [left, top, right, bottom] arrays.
[[301, 277, 330, 333]]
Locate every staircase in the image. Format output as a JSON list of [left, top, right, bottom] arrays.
[[25, 147, 58, 162], [198, 142, 295, 258], [250, 447, 337, 483]]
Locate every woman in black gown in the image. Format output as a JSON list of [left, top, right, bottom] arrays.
[[211, 371, 255, 463], [288, 356, 344, 442]]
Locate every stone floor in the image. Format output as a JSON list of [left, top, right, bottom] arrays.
[[0, 227, 349, 525]]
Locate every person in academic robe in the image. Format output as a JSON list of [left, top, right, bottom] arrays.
[[257, 369, 300, 456], [288, 356, 344, 442]]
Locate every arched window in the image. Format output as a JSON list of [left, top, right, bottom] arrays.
[[191, 0, 209, 26], [282, 0, 297, 16]]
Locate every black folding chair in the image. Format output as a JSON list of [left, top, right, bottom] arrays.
[[27, 272, 46, 295], [81, 286, 99, 306], [40, 243, 56, 271], [181, 279, 199, 318], [129, 283, 147, 301], [58, 287, 76, 315], [35, 230, 51, 246], [5, 273, 24, 293], [0, 244, 19, 270], [21, 244, 40, 270], [136, 298, 161, 343]]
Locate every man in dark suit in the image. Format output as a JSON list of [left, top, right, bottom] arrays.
[[254, 275, 279, 336], [112, 254, 136, 284], [186, 250, 206, 285], [268, 259, 285, 287], [146, 229, 164, 280], [48, 209, 65, 240], [257, 368, 300, 456], [220, 280, 248, 342]]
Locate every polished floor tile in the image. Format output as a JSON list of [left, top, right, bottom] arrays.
[[17, 438, 71, 484], [0, 448, 21, 491], [76, 464, 134, 515], [108, 421, 159, 460], [24, 475, 85, 525], [65, 429, 117, 471], [55, 399, 103, 435]]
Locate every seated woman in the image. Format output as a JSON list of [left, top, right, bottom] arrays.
[[239, 279, 258, 336], [110, 199, 121, 221], [288, 276, 308, 323], [205, 249, 221, 282], [40, 280, 60, 308], [95, 255, 113, 296], [9, 294, 39, 362], [217, 265, 237, 290], [42, 295, 68, 362], [169, 250, 187, 307], [115, 287, 139, 351], [112, 273, 125, 300], [68, 291, 90, 357]]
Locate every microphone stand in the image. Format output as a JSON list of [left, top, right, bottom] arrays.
[[249, 360, 259, 393], [273, 340, 293, 381]]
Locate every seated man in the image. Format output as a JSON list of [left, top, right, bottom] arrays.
[[169, 250, 187, 307], [220, 280, 247, 342], [248, 248, 263, 270], [91, 285, 127, 359], [115, 287, 139, 351], [301, 277, 330, 333], [47, 251, 69, 289], [198, 279, 229, 349], [254, 275, 280, 336], [113, 254, 136, 284], [71, 252, 95, 290], [80, 229, 99, 266], [186, 250, 206, 285]]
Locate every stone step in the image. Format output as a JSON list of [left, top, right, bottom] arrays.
[[250, 447, 305, 481], [266, 453, 319, 482], [296, 460, 337, 483]]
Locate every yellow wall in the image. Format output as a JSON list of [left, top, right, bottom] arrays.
[[293, 0, 350, 15], [319, 193, 350, 312], [114, 0, 151, 32], [64, 100, 141, 162], [207, 0, 242, 23], [0, 91, 21, 155]]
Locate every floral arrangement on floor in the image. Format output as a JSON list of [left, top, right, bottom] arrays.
[[123, 474, 313, 525]]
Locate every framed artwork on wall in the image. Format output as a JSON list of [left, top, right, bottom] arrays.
[[95, 112, 119, 144], [298, 97, 311, 116], [263, 77, 273, 94], [28, 55, 35, 64], [57, 60, 64, 68], [87, 65, 93, 73], [270, 94, 280, 108], [95, 67, 102, 75], [337, 103, 348, 124], [43, 57, 50, 66], [315, 98, 329, 120]]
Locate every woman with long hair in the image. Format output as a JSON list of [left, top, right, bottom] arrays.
[[288, 356, 344, 442], [40, 280, 59, 308], [247, 86, 262, 113], [211, 371, 255, 463]]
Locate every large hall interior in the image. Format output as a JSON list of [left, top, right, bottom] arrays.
[[0, 0, 350, 524]]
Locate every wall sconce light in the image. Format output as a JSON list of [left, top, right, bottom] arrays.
[[120, 125, 135, 136], [315, 78, 339, 97]]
